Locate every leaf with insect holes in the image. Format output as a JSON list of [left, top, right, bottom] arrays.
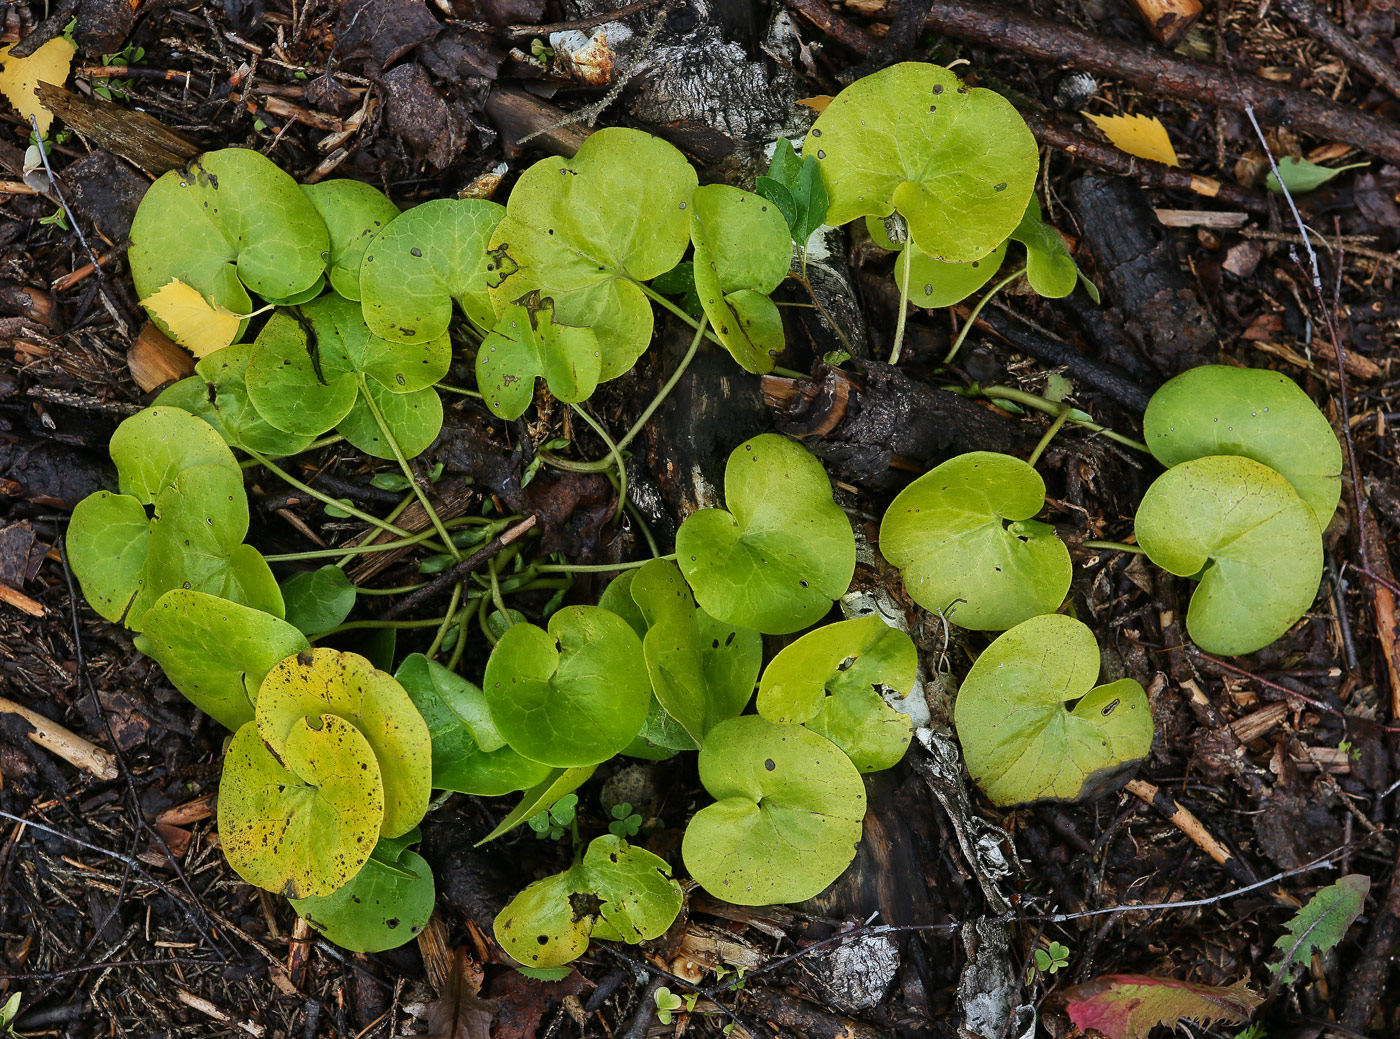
[[290, 830, 435, 952], [1082, 112, 1179, 166], [302, 179, 401, 300], [1269, 874, 1370, 980], [0, 38, 75, 136], [808, 62, 1037, 262], [955, 613, 1152, 805], [476, 293, 601, 420], [494, 834, 682, 968], [139, 280, 244, 359], [1061, 975, 1260, 1039]]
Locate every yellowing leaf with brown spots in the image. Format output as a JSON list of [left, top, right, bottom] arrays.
[[0, 38, 76, 137], [140, 279, 243, 358], [1082, 112, 1179, 167]]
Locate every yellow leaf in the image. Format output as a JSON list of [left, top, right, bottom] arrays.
[[0, 37, 76, 138], [796, 95, 832, 113], [1082, 112, 1179, 167], [141, 280, 243, 359]]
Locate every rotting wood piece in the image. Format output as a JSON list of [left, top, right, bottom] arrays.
[[34, 83, 201, 176], [761, 361, 1021, 488], [1129, 0, 1203, 46]]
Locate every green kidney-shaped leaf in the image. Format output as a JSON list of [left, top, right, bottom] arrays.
[[808, 62, 1037, 262], [689, 184, 792, 373], [477, 766, 596, 844], [677, 434, 855, 634], [395, 653, 553, 796], [683, 716, 866, 905], [257, 648, 432, 838], [495, 834, 682, 968], [219, 715, 385, 898], [360, 197, 506, 342], [756, 615, 914, 772], [482, 606, 650, 767], [110, 405, 240, 504], [477, 293, 601, 420], [1135, 455, 1323, 656], [487, 127, 698, 382], [1143, 365, 1342, 528], [1010, 197, 1077, 299], [129, 149, 329, 320], [335, 380, 443, 461], [879, 451, 1070, 631], [290, 832, 435, 953], [302, 180, 401, 300], [68, 491, 153, 626], [956, 613, 1152, 805], [894, 234, 1007, 309], [280, 565, 356, 638], [140, 589, 310, 730]]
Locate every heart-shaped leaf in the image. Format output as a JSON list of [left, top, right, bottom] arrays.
[[689, 184, 792, 373], [67, 490, 154, 625], [494, 834, 682, 968], [682, 715, 866, 905], [219, 714, 385, 898], [280, 565, 357, 638], [756, 615, 915, 772], [476, 292, 601, 420], [482, 606, 650, 767], [1010, 197, 1077, 299], [955, 613, 1153, 805], [395, 653, 553, 796], [1143, 365, 1342, 528], [879, 451, 1071, 630], [807, 62, 1037, 262], [1135, 455, 1323, 655], [138, 589, 310, 730], [257, 648, 432, 838], [677, 434, 855, 634], [487, 127, 698, 381], [893, 234, 1007, 309], [302, 179, 401, 300], [335, 379, 443, 461], [290, 831, 435, 953], [109, 405, 241, 504], [359, 197, 506, 343], [477, 766, 596, 844]]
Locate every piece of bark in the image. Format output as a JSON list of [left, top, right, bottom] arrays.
[[1128, 0, 1203, 46], [128, 322, 194, 392], [483, 84, 592, 158], [35, 83, 200, 175], [762, 361, 1021, 488], [1068, 174, 1217, 376]]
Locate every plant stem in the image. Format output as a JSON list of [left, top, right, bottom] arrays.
[[977, 385, 1150, 454], [1082, 540, 1147, 555], [571, 403, 628, 522], [631, 278, 728, 350], [791, 271, 856, 359], [488, 556, 511, 625], [330, 616, 458, 632], [532, 554, 675, 574], [625, 497, 661, 558], [944, 266, 1026, 365], [1027, 404, 1071, 468], [426, 582, 464, 659], [358, 375, 461, 562], [437, 384, 483, 398], [356, 582, 431, 595], [448, 609, 471, 670], [888, 247, 914, 366], [335, 493, 417, 569], [246, 449, 413, 540], [263, 530, 441, 563], [476, 592, 498, 647]]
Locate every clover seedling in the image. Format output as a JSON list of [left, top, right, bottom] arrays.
[[476, 291, 601, 420], [128, 149, 329, 330], [609, 802, 643, 838], [1135, 455, 1323, 656], [302, 179, 400, 300], [955, 613, 1152, 805], [677, 434, 855, 634], [394, 653, 551, 796], [1143, 365, 1342, 528], [527, 793, 577, 840], [689, 184, 792, 373], [478, 766, 597, 844], [807, 62, 1037, 262], [289, 829, 435, 953], [359, 197, 506, 343], [488, 127, 697, 382], [482, 605, 650, 767], [138, 589, 309, 731], [756, 615, 915, 773], [756, 137, 829, 255], [682, 715, 865, 905], [879, 451, 1071, 630], [494, 834, 682, 968], [280, 565, 356, 638]]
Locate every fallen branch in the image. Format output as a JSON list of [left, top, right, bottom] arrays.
[[0, 696, 117, 780]]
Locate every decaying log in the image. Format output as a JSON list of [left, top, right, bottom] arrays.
[[35, 83, 200, 175], [1128, 0, 1203, 46]]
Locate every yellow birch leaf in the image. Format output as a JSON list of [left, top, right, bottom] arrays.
[[796, 95, 832, 113], [0, 37, 77, 137], [1082, 112, 1179, 167], [141, 280, 243, 358]]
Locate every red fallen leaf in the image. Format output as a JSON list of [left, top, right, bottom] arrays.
[[1061, 974, 1261, 1039]]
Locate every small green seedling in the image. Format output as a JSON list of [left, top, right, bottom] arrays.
[[1143, 365, 1342, 528], [1268, 874, 1369, 982], [756, 137, 829, 256], [527, 792, 578, 840], [879, 451, 1071, 631], [394, 653, 551, 796], [1135, 455, 1323, 656], [476, 292, 601, 420], [279, 565, 356, 638], [1010, 197, 1079, 299], [807, 62, 1038, 262], [0, 992, 20, 1038], [955, 613, 1152, 805], [689, 183, 792, 373], [682, 715, 865, 905], [654, 987, 684, 1025], [289, 829, 435, 953], [128, 149, 329, 334], [487, 127, 698, 382], [756, 614, 915, 772], [482, 605, 650, 767], [494, 834, 683, 968], [676, 434, 855, 634], [609, 802, 643, 838], [302, 179, 400, 300], [478, 766, 597, 844], [1034, 940, 1071, 976]]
